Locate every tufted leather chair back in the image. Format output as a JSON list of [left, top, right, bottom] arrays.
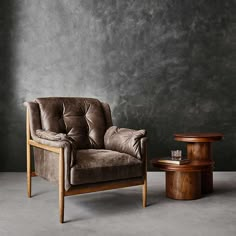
[[35, 97, 107, 149]]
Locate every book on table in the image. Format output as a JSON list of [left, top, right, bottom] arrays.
[[158, 157, 190, 165]]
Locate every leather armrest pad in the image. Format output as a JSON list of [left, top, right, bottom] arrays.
[[36, 129, 67, 141], [104, 126, 146, 159]]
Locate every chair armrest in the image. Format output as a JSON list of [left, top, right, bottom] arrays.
[[34, 129, 78, 149], [104, 126, 147, 160], [28, 139, 62, 154], [36, 129, 68, 141], [29, 130, 77, 191], [31, 130, 78, 168]]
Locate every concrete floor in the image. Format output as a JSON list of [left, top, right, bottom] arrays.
[[0, 172, 235, 236]]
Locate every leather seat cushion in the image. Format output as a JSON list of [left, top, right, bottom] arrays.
[[70, 149, 143, 185]]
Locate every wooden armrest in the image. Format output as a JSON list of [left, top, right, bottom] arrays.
[[28, 139, 61, 154]]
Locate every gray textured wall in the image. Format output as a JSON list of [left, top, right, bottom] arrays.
[[0, 0, 235, 171]]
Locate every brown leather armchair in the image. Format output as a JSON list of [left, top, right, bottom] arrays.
[[24, 97, 147, 223]]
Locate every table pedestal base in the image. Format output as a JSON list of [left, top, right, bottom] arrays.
[[187, 142, 214, 193], [166, 171, 201, 200], [201, 170, 213, 194]]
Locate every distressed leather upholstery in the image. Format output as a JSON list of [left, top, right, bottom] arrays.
[[71, 149, 143, 185], [36, 97, 106, 149], [25, 97, 147, 191], [104, 126, 146, 160], [36, 129, 68, 141]]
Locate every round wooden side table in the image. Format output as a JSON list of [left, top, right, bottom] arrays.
[[151, 159, 214, 200], [174, 133, 223, 193]]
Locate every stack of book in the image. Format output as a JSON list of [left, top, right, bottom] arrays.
[[158, 157, 190, 165]]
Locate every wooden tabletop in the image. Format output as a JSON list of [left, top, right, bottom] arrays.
[[174, 133, 223, 142], [151, 159, 214, 172]]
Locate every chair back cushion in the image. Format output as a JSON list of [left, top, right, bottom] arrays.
[[35, 97, 106, 149]]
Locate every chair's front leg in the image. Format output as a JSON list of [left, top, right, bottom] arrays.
[[142, 174, 147, 208], [59, 148, 65, 223], [142, 159, 147, 208], [27, 142, 31, 198]]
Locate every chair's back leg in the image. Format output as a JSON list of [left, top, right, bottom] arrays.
[[142, 141, 147, 208], [26, 108, 31, 198]]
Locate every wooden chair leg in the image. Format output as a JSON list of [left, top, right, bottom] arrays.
[[59, 192, 64, 223], [142, 176, 147, 208], [26, 108, 31, 198], [142, 137, 147, 208], [27, 143, 31, 198], [59, 148, 65, 223]]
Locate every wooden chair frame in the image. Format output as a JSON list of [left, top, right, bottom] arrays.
[[26, 108, 147, 223]]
